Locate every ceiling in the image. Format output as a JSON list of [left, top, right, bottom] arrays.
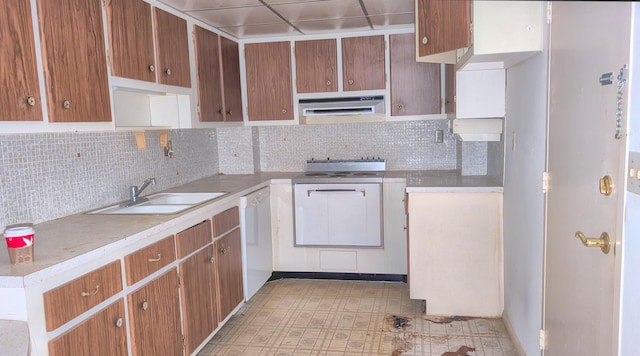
[[157, 0, 415, 40]]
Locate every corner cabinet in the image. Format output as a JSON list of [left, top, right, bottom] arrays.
[[37, 0, 111, 122], [245, 41, 294, 121], [1, 0, 42, 121]]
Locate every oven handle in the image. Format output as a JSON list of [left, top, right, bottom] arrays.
[[307, 189, 366, 197]]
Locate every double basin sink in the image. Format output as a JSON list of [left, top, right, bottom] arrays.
[[87, 192, 227, 215]]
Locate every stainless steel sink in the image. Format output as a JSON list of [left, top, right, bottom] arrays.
[[86, 192, 228, 215]]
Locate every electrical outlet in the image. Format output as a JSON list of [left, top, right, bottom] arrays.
[[435, 130, 444, 143], [628, 152, 640, 195]]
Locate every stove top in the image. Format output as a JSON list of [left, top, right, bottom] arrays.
[[292, 158, 386, 184]]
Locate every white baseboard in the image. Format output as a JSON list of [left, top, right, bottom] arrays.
[[502, 310, 528, 356]]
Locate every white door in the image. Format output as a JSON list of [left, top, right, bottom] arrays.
[[544, 2, 630, 355]]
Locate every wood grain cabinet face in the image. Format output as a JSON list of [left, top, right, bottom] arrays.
[[36, 0, 111, 122], [1, 0, 42, 121], [48, 300, 128, 356], [445, 64, 456, 113], [176, 219, 213, 259], [105, 0, 156, 82], [214, 228, 244, 322], [341, 36, 386, 91], [245, 41, 294, 121], [127, 270, 183, 356], [179, 246, 218, 354], [213, 206, 240, 237], [416, 0, 472, 57], [43, 261, 122, 331], [220, 37, 243, 122], [124, 235, 176, 286], [154, 8, 191, 88], [295, 39, 338, 93], [389, 33, 441, 116], [194, 26, 224, 122]]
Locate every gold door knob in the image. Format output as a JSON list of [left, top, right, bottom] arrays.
[[219, 247, 226, 255], [62, 100, 71, 110], [575, 231, 611, 254], [115, 317, 123, 328], [281, 109, 287, 114], [599, 175, 614, 196], [148, 64, 155, 72], [26, 96, 36, 107]]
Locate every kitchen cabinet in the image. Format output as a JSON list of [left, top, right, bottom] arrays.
[[124, 235, 176, 286], [445, 64, 456, 114], [295, 39, 338, 93], [194, 27, 243, 122], [154, 7, 191, 88], [455, 68, 505, 118], [341, 36, 386, 91], [407, 192, 503, 317], [127, 269, 183, 356], [245, 41, 294, 121], [36, 0, 111, 122], [176, 220, 218, 355], [48, 300, 128, 356], [389, 33, 441, 116], [105, 0, 156, 83], [1, 0, 42, 121], [214, 228, 244, 322], [415, 0, 543, 69]]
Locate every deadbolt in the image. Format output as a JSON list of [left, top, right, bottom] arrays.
[[599, 175, 614, 196]]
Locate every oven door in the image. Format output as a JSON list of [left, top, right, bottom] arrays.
[[293, 183, 382, 247]]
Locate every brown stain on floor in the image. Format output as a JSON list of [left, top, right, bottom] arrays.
[[385, 315, 416, 356], [425, 315, 477, 324], [441, 345, 476, 356]]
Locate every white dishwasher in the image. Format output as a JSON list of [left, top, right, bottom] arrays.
[[240, 186, 272, 301]]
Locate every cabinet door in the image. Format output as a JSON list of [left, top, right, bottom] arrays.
[[37, 0, 111, 122], [389, 33, 441, 116], [194, 25, 223, 122], [445, 64, 456, 114], [416, 0, 472, 57], [179, 246, 218, 355], [106, 0, 156, 82], [1, 0, 42, 121], [48, 300, 128, 356], [342, 36, 385, 91], [154, 8, 191, 88], [128, 270, 183, 356], [245, 41, 294, 121], [220, 37, 243, 122], [295, 39, 338, 93], [214, 228, 244, 322]]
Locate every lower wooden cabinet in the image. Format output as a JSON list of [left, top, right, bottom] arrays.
[[127, 269, 183, 356], [214, 228, 244, 322], [48, 300, 128, 356]]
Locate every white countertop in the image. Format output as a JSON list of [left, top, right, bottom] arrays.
[[0, 171, 501, 285]]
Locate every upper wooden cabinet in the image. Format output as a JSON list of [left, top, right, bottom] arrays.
[[342, 36, 386, 91], [445, 64, 456, 114], [415, 0, 472, 59], [154, 8, 191, 88], [389, 33, 441, 116], [37, 0, 111, 122], [295, 39, 338, 93], [220, 37, 243, 122], [245, 41, 294, 121], [105, 0, 156, 82], [1, 0, 42, 121]]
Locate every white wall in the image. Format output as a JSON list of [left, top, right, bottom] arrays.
[[620, 4, 640, 354], [502, 26, 549, 355]]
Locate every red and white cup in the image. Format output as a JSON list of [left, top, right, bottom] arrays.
[[5, 226, 35, 249]]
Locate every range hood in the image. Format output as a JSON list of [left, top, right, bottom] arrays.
[[298, 96, 385, 124], [452, 118, 503, 141]]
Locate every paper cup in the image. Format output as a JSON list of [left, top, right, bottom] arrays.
[[5, 225, 35, 265]]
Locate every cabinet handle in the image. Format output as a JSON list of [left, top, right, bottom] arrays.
[[148, 64, 155, 72], [141, 301, 149, 311], [281, 109, 287, 114], [226, 109, 232, 116], [62, 100, 71, 110], [26, 96, 36, 107], [80, 285, 100, 297], [326, 80, 332, 86], [422, 36, 428, 45], [148, 254, 161, 262], [219, 247, 226, 255], [115, 317, 123, 328], [210, 256, 215, 264], [348, 79, 354, 85], [217, 108, 223, 115], [165, 68, 172, 75]]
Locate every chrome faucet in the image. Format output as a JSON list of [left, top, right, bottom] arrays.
[[129, 178, 156, 204]]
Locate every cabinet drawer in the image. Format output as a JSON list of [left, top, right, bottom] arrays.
[[48, 299, 128, 356], [44, 260, 122, 331], [124, 236, 176, 285], [213, 207, 239, 237], [176, 219, 212, 258]]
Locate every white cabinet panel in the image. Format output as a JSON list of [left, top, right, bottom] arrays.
[[456, 69, 506, 119]]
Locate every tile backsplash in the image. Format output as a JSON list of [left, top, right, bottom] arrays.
[[0, 120, 501, 229]]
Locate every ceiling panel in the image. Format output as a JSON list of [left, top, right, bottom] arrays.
[[263, 0, 330, 4], [188, 6, 283, 27], [219, 23, 299, 38], [294, 17, 371, 34], [370, 13, 415, 29], [271, 0, 364, 22], [361, 0, 414, 15], [160, 0, 262, 11]]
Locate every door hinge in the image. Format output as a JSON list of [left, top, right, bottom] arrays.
[[470, 22, 473, 33], [177, 275, 181, 287], [546, 2, 553, 24], [542, 171, 550, 193], [539, 329, 548, 350]]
